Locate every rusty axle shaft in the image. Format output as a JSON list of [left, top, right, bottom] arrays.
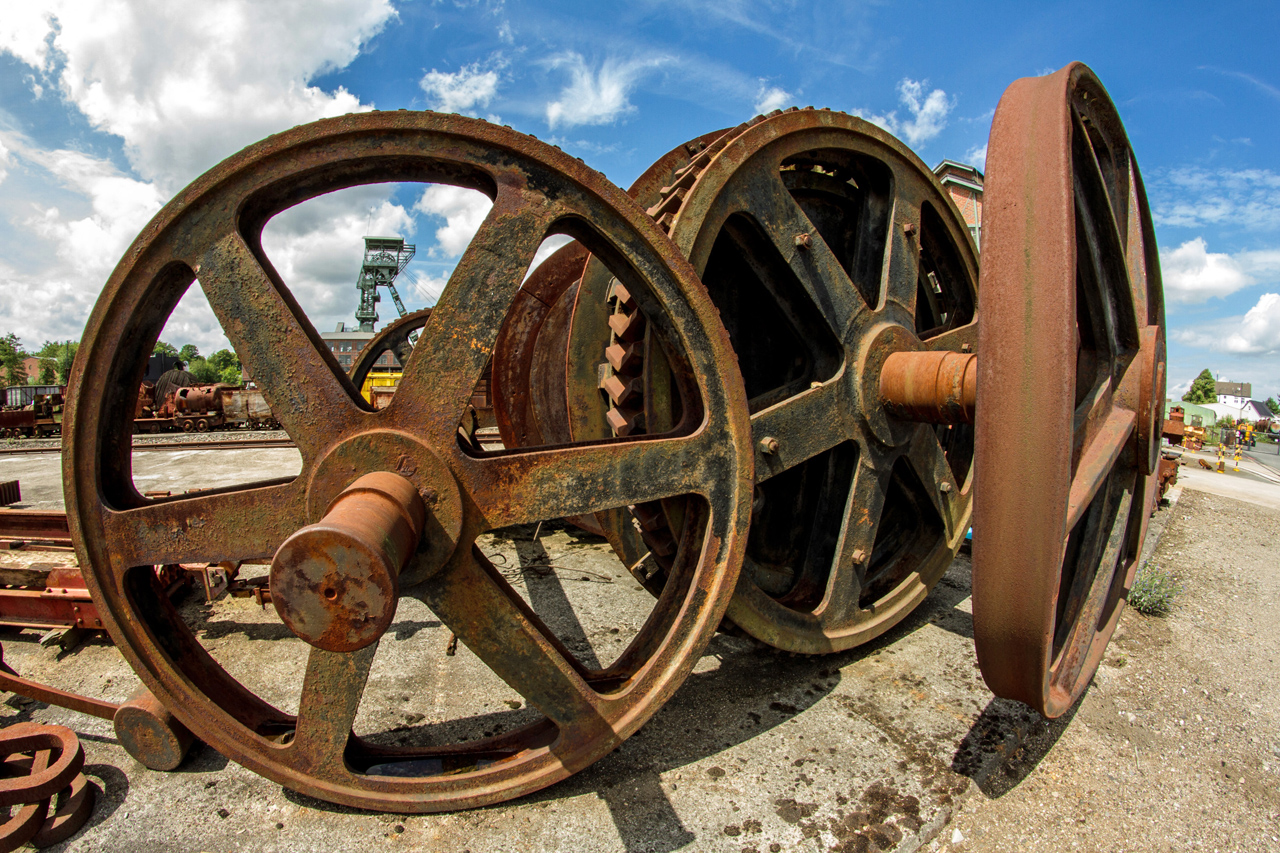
[[878, 350, 977, 425]]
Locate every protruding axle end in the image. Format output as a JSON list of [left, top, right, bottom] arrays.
[[879, 350, 977, 425], [271, 472, 426, 653]]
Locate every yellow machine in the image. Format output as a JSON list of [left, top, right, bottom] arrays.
[[360, 372, 401, 408]]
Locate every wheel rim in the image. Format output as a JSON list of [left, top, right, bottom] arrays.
[[64, 111, 752, 812], [347, 307, 432, 393], [972, 62, 1166, 717]]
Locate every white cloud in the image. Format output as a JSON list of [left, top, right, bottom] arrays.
[[1149, 167, 1280, 231], [4, 0, 394, 195], [420, 63, 500, 115], [754, 84, 792, 114], [0, 7, 54, 69], [20, 145, 165, 276], [0, 140, 10, 186], [414, 185, 494, 258], [0, 0, 398, 354], [1223, 293, 1280, 355], [545, 53, 664, 129], [857, 78, 954, 148], [1160, 238, 1254, 303], [257, 189, 416, 339], [963, 143, 987, 172]]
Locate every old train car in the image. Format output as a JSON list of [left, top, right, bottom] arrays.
[[0, 385, 65, 438]]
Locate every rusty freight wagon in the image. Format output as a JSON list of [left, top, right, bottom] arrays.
[[0, 385, 65, 438]]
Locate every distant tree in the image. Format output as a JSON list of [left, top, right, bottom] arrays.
[[208, 349, 239, 373], [35, 339, 78, 384], [0, 333, 27, 387], [153, 341, 178, 357], [178, 344, 201, 363], [218, 365, 243, 386], [187, 358, 219, 384], [1182, 369, 1217, 404], [1267, 397, 1279, 415]]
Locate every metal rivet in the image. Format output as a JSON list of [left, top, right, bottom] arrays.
[[794, 233, 812, 249]]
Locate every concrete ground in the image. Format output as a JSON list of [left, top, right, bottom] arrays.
[[0, 443, 1277, 852]]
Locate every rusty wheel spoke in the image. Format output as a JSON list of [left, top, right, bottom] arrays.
[[100, 480, 306, 570], [733, 169, 864, 334], [197, 232, 365, 458], [903, 426, 960, 539], [1054, 471, 1134, 687], [750, 380, 848, 484], [883, 208, 922, 314], [819, 455, 890, 621], [391, 194, 557, 442], [922, 321, 977, 353], [416, 550, 606, 732], [460, 432, 716, 530], [287, 645, 378, 775], [1065, 405, 1135, 532]]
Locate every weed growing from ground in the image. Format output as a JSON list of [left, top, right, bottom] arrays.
[[1127, 562, 1182, 616]]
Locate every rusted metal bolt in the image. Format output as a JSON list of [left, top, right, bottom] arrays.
[[902, 222, 916, 237], [851, 549, 867, 565], [760, 436, 781, 455], [270, 472, 426, 653], [940, 482, 953, 493], [794, 233, 812, 249], [961, 343, 973, 353]]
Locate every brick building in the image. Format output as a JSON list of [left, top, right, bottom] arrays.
[[933, 160, 983, 250], [321, 322, 400, 373]]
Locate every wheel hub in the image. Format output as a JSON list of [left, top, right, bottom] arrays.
[[304, 431, 465, 587], [271, 471, 427, 653]]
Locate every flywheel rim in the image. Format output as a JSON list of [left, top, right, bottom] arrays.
[[972, 62, 1166, 718]]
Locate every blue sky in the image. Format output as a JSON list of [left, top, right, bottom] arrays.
[[1, 1, 1278, 399]]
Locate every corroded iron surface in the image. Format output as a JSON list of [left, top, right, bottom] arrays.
[[972, 62, 1166, 718], [63, 111, 753, 812]]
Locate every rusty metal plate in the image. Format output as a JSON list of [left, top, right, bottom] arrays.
[[63, 111, 753, 812], [972, 62, 1166, 718]]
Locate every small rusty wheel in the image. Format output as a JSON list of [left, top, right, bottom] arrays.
[[347, 307, 432, 393], [65, 112, 752, 812], [973, 63, 1166, 718], [571, 112, 979, 653]]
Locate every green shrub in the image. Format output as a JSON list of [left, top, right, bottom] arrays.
[[1128, 562, 1182, 616]]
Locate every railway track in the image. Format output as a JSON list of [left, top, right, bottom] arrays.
[[0, 437, 298, 456]]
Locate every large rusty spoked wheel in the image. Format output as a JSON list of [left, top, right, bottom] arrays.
[[64, 112, 752, 812], [347, 307, 431, 392], [573, 111, 979, 653], [973, 63, 1166, 718]]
